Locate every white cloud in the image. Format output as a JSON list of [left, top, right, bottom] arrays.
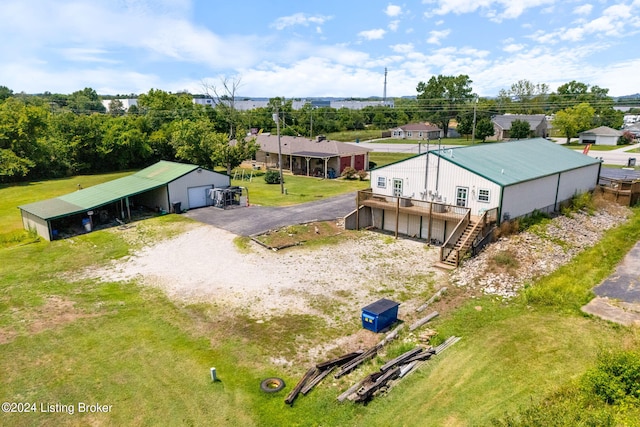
[[358, 29, 387, 40], [388, 20, 400, 31], [385, 4, 402, 17], [270, 13, 332, 30], [424, 0, 556, 21], [573, 4, 593, 15], [391, 43, 415, 53], [427, 29, 451, 44], [503, 43, 525, 53]]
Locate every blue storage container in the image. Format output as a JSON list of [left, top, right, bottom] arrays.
[[361, 298, 400, 333]]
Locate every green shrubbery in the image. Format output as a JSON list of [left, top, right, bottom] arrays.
[[493, 349, 640, 426], [263, 170, 282, 184], [584, 349, 640, 405]]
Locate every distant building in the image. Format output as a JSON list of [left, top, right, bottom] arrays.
[[389, 123, 443, 140], [101, 98, 138, 112], [492, 114, 549, 140], [579, 126, 623, 146], [191, 97, 394, 111]]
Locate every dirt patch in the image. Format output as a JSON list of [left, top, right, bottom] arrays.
[[253, 221, 347, 250], [0, 296, 101, 344]]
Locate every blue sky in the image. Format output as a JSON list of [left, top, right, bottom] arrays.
[[1, 0, 639, 97]]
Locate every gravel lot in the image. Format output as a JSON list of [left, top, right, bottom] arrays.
[[93, 223, 445, 321]]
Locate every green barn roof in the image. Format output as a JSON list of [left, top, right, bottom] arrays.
[[432, 138, 600, 186], [19, 161, 199, 220]]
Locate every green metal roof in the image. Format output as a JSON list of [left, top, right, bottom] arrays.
[[19, 161, 199, 220], [431, 138, 601, 186]]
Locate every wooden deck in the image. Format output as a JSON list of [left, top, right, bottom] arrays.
[[360, 197, 476, 223]]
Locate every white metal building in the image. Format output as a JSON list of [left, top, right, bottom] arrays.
[[19, 161, 230, 241], [359, 138, 601, 244]]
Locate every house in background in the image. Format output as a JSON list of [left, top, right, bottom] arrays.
[[389, 123, 443, 140], [19, 161, 230, 241], [579, 126, 623, 146], [492, 114, 549, 140], [348, 138, 601, 267], [250, 134, 372, 178]]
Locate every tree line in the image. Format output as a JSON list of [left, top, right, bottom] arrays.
[[0, 78, 628, 182]]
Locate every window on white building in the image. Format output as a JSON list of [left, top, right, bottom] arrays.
[[478, 188, 490, 203], [377, 176, 386, 188]]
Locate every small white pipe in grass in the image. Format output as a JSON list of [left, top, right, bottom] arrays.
[[210, 367, 217, 382]]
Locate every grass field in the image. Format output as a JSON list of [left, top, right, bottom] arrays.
[[230, 172, 369, 206], [1, 172, 639, 426]]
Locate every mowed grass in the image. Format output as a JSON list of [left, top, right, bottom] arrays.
[[231, 173, 369, 206], [1, 172, 640, 425]]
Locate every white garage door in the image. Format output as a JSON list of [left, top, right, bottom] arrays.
[[187, 186, 210, 209]]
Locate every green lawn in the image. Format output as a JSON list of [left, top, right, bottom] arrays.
[[1, 172, 639, 426], [369, 152, 415, 168], [231, 173, 369, 206]]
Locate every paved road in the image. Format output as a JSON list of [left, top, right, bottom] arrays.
[[593, 241, 640, 303], [348, 141, 640, 166], [183, 192, 356, 236]]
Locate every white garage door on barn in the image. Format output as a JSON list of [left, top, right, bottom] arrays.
[[187, 186, 211, 209]]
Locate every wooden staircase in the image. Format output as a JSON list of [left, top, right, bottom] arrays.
[[439, 219, 483, 268]]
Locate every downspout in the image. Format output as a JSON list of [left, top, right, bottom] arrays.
[[423, 139, 430, 197], [554, 173, 561, 211], [498, 185, 505, 224], [435, 138, 441, 194]]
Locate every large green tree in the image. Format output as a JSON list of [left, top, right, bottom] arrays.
[[416, 74, 474, 137], [0, 98, 48, 180], [475, 118, 495, 142], [510, 119, 531, 139], [501, 80, 549, 114], [67, 87, 105, 114], [552, 103, 595, 144]]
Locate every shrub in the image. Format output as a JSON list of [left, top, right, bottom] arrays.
[[518, 210, 550, 231], [341, 166, 357, 180], [264, 170, 282, 184], [583, 350, 640, 405], [356, 170, 368, 181], [619, 131, 635, 145]]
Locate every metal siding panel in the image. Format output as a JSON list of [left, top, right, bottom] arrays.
[[436, 160, 501, 214], [398, 213, 409, 235], [557, 164, 600, 202], [407, 215, 421, 238], [501, 174, 559, 219], [22, 211, 51, 241], [372, 208, 384, 229]]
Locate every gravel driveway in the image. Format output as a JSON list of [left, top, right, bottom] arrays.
[[183, 192, 356, 236]]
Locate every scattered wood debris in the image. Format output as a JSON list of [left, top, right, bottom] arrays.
[[284, 351, 364, 406], [338, 336, 461, 404], [408, 310, 439, 332], [416, 287, 447, 312], [286, 325, 404, 406]]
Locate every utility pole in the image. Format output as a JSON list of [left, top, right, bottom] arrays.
[[273, 108, 284, 195], [471, 96, 478, 144]]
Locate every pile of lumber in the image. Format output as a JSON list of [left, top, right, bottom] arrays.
[[338, 336, 461, 404], [285, 325, 404, 406], [284, 351, 362, 406]]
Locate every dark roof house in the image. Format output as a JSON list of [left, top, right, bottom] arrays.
[[250, 134, 372, 178], [492, 114, 549, 140]]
